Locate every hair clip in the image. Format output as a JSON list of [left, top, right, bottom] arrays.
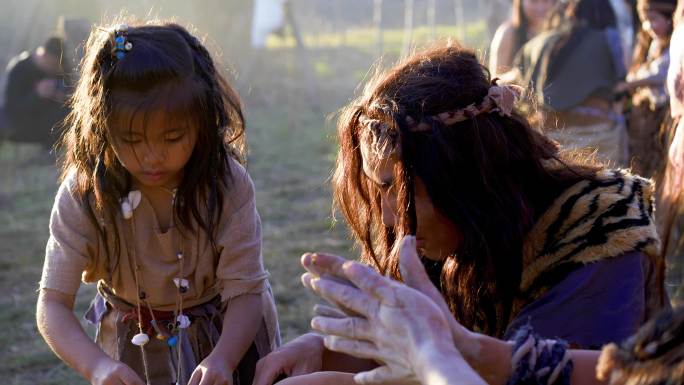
[[111, 24, 133, 61]]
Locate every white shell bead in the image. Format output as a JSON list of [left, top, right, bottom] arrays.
[[131, 333, 149, 346], [173, 278, 189, 289], [177, 314, 191, 329], [121, 201, 133, 219]]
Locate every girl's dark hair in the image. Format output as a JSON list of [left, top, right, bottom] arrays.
[[59, 20, 245, 271], [545, 0, 617, 83], [334, 43, 600, 337], [597, 306, 684, 385]]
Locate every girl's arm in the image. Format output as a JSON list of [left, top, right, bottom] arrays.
[[37, 289, 144, 385], [188, 293, 263, 385]]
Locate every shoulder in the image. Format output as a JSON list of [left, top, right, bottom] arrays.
[[491, 22, 517, 50], [221, 157, 256, 214], [521, 169, 660, 294], [5, 51, 31, 74]]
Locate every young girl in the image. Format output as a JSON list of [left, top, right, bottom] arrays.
[[36, 21, 280, 385], [617, 0, 676, 177]]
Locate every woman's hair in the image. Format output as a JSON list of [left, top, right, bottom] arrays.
[[511, 0, 531, 57], [60, 20, 245, 268], [597, 306, 684, 385], [630, 0, 677, 74], [333, 43, 600, 336]]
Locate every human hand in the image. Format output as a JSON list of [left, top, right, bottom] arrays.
[[273, 371, 356, 385], [88, 356, 145, 385], [302, 240, 458, 385], [187, 352, 234, 385], [252, 333, 325, 385]]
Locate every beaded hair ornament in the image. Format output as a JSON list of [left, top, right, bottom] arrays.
[[359, 83, 525, 160], [111, 24, 133, 60]]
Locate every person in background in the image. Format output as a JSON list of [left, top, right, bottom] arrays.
[[489, 0, 557, 77], [659, 0, 684, 306], [617, 0, 676, 177], [511, 0, 628, 166], [3, 35, 68, 149]]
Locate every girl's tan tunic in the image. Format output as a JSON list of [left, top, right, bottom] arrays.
[[40, 159, 280, 384]]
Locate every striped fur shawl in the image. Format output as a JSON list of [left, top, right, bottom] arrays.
[[513, 169, 662, 317]]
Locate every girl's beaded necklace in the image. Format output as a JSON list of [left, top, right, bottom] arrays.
[[122, 187, 190, 385]]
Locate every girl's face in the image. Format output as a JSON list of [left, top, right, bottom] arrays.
[[523, 0, 555, 27], [361, 150, 462, 262], [642, 10, 672, 40], [111, 110, 197, 189]]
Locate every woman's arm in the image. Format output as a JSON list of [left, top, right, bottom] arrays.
[[37, 289, 144, 385], [489, 23, 517, 77]]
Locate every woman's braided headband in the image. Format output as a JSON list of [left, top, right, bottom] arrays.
[[359, 83, 524, 159]]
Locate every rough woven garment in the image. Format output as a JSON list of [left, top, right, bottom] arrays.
[[86, 282, 277, 385]]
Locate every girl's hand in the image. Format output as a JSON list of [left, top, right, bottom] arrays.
[[89, 356, 145, 385], [187, 353, 234, 385], [253, 333, 324, 385]]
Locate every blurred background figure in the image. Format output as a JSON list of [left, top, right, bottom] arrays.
[[617, 0, 676, 178], [489, 0, 557, 77], [511, 0, 628, 167], [3, 35, 68, 150]]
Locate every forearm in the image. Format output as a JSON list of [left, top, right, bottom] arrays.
[[36, 290, 110, 380], [415, 343, 487, 385], [213, 293, 263, 369]]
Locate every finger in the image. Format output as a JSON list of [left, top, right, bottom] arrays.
[[311, 277, 378, 317], [354, 366, 400, 385], [311, 316, 372, 341], [188, 368, 203, 385], [322, 336, 382, 361], [340, 262, 400, 306], [398, 235, 444, 306], [301, 253, 349, 277], [252, 358, 286, 385], [313, 303, 347, 318], [398, 236, 472, 346]]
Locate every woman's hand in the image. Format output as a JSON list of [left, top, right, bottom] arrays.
[[301, 236, 481, 385], [187, 353, 234, 385], [252, 333, 325, 385], [274, 371, 356, 385], [89, 356, 145, 385]]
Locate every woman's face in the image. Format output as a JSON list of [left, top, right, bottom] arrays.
[[642, 9, 672, 40], [360, 151, 461, 262], [523, 0, 555, 27]]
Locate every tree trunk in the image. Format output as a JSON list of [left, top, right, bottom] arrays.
[[402, 0, 414, 57]]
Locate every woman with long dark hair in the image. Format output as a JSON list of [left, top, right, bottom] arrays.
[[253, 42, 665, 385]]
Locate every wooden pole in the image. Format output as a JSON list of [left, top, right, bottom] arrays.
[[427, 0, 436, 41], [373, 0, 383, 55], [284, 0, 320, 111], [402, 0, 414, 57]]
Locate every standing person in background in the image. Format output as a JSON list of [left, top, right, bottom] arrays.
[[659, 0, 684, 306], [3, 36, 69, 149], [616, 0, 676, 177], [511, 0, 628, 166], [489, 0, 557, 77]]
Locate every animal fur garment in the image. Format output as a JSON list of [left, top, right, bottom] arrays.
[[513, 169, 662, 318]]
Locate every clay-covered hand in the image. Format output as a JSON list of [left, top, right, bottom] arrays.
[[301, 237, 476, 385]]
